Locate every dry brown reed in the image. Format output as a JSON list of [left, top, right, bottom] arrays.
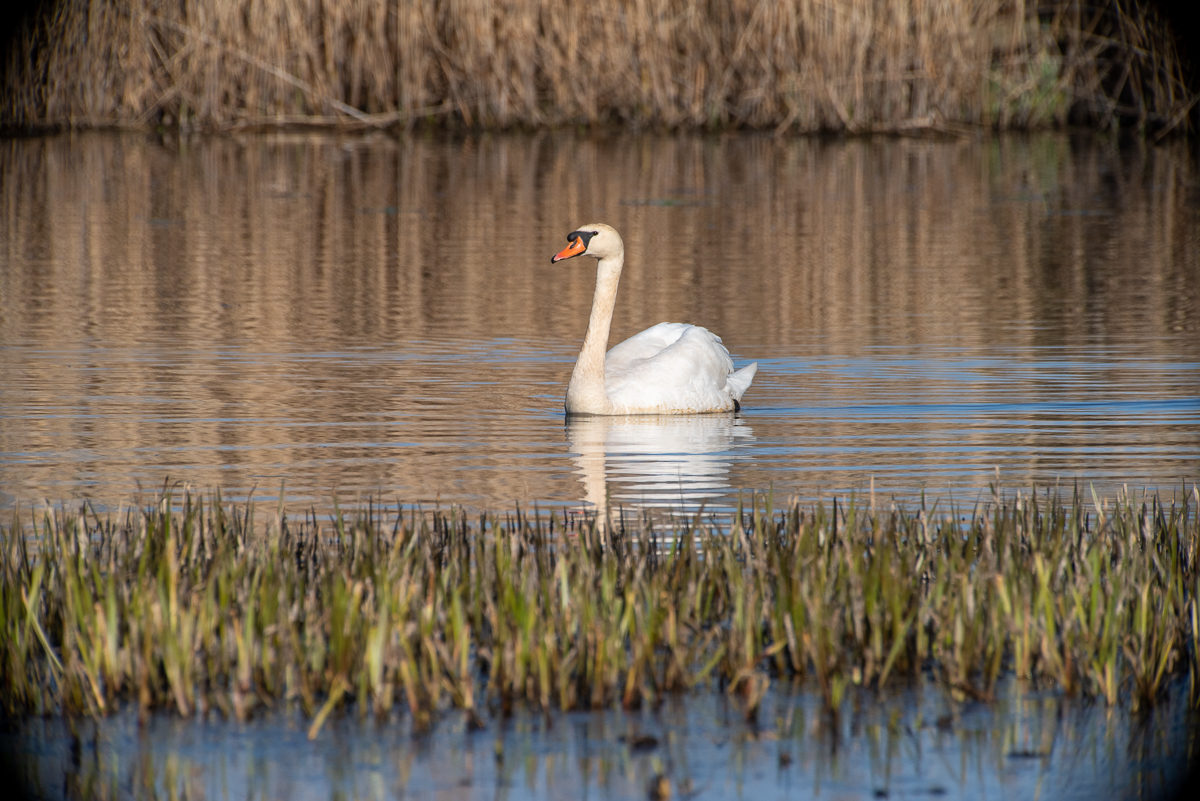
[[2, 485, 1198, 738], [1, 1, 1194, 135]]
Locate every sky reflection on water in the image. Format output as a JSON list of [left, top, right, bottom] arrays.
[[6, 678, 1194, 801]]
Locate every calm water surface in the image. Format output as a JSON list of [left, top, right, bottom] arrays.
[[1, 132, 1198, 516], [6, 679, 1194, 801], [3, 131, 1200, 800]]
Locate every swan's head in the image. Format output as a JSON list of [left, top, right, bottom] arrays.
[[551, 223, 623, 263]]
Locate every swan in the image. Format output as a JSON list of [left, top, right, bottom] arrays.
[[551, 223, 757, 415]]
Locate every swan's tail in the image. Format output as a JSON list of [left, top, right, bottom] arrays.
[[726, 362, 758, 402]]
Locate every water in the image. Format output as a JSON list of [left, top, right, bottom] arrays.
[[1, 131, 1198, 518], [3, 131, 1200, 799], [5, 679, 1195, 800]]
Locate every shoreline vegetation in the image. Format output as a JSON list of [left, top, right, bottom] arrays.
[[1, 485, 1197, 739], [1, 1, 1195, 137]]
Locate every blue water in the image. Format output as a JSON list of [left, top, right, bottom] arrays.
[[6, 678, 1194, 801]]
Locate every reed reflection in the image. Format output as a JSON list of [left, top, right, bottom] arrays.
[[566, 414, 754, 516], [0, 132, 1196, 512]]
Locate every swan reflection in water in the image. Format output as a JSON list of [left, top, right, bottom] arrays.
[[565, 414, 755, 520]]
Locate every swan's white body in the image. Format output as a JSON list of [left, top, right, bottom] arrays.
[[552, 223, 757, 416]]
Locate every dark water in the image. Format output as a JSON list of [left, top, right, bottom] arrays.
[[1, 132, 1198, 517], [5, 679, 1195, 801]]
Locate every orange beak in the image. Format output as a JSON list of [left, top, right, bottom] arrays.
[[551, 236, 587, 263]]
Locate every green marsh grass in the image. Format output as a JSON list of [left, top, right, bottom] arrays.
[[1, 485, 1197, 738]]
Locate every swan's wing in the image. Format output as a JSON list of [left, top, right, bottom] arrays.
[[604, 322, 691, 374], [604, 324, 742, 413]]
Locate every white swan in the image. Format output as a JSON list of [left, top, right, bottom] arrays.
[[551, 223, 757, 415]]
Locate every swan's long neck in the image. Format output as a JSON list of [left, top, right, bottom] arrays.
[[567, 252, 623, 415]]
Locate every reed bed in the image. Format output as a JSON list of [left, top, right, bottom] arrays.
[[2, 0, 1193, 135], [2, 485, 1198, 738]]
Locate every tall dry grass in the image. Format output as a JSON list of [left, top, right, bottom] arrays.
[[1, 0, 1194, 135]]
